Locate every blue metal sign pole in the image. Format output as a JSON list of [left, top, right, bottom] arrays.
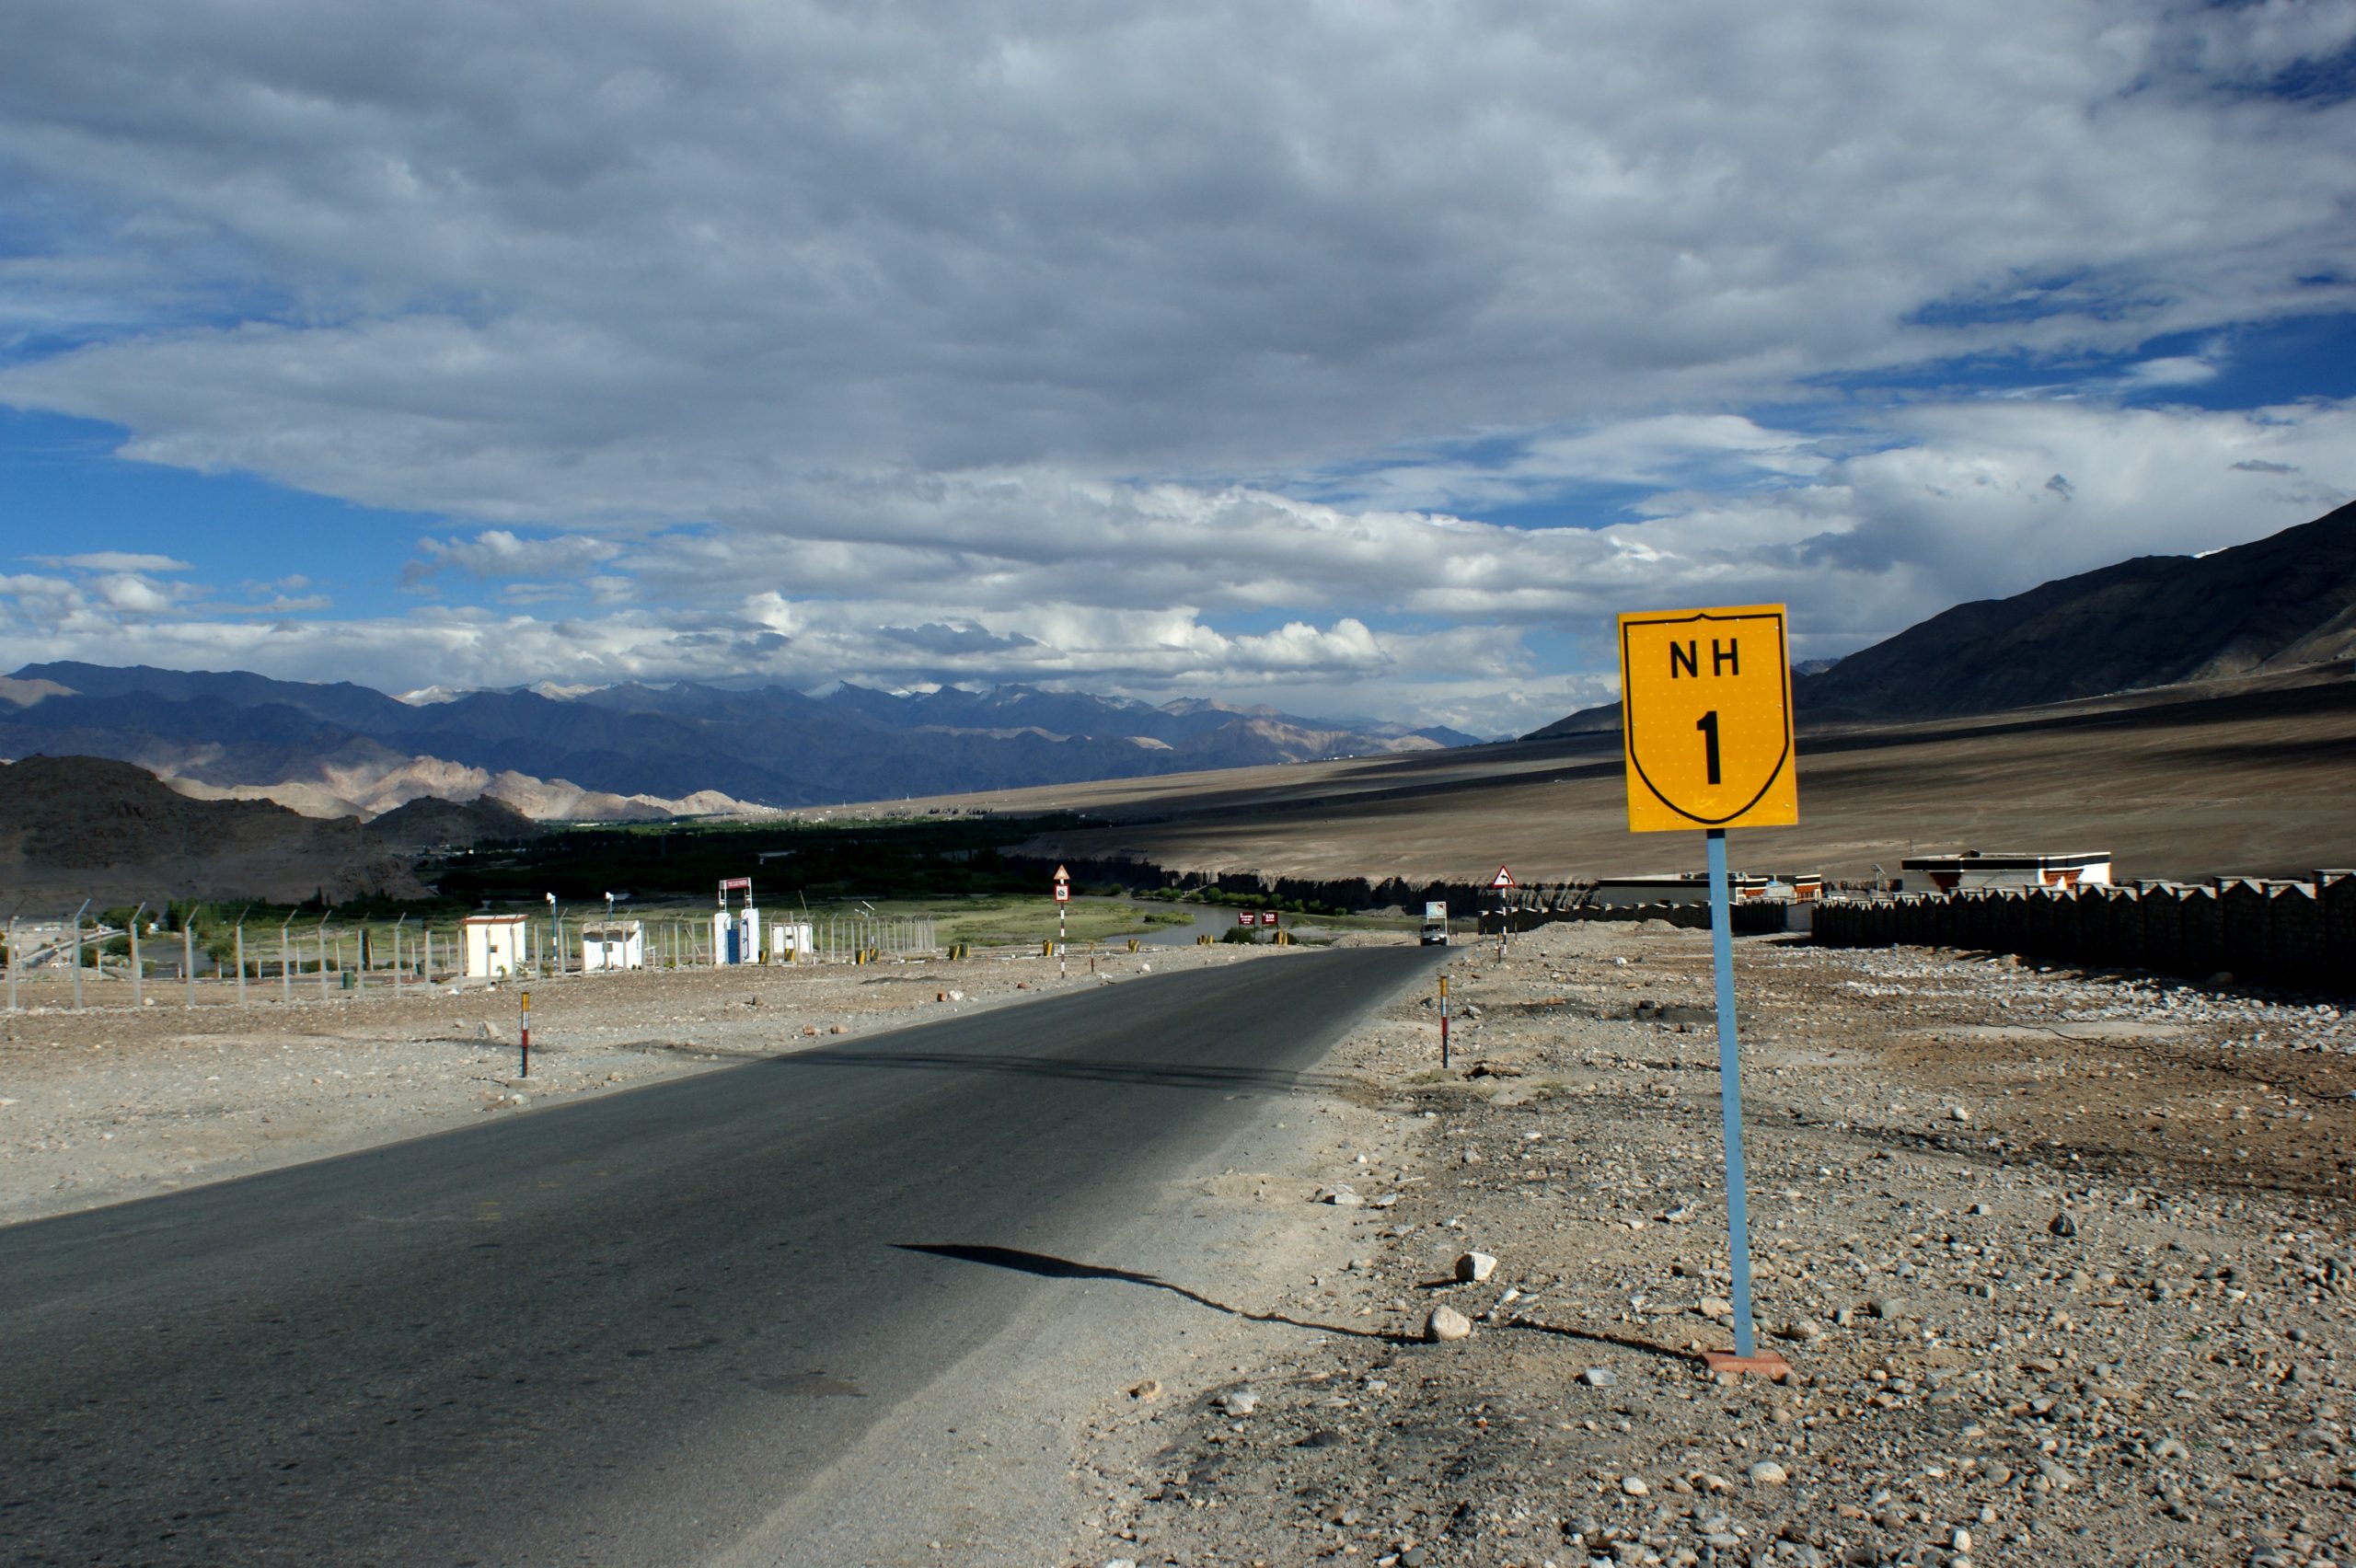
[[1705, 827, 1760, 1361]]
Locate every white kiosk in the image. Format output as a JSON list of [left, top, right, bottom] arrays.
[[581, 919, 645, 972], [768, 920, 817, 962], [714, 876, 761, 964], [461, 914, 531, 979]]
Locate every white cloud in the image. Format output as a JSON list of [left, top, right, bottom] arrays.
[[0, 2, 2351, 729], [34, 551, 194, 572]]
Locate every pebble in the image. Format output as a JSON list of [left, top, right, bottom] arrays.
[[1425, 1306, 1473, 1343], [1216, 1389, 1258, 1417], [1454, 1251, 1497, 1282], [1747, 1460, 1788, 1486], [2050, 1211, 2079, 1238], [1581, 1366, 1618, 1389], [1621, 1476, 1649, 1496]]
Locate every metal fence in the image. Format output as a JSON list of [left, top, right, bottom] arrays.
[[1, 906, 945, 1011]]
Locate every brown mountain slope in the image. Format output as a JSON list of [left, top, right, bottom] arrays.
[[1795, 500, 2356, 721], [1528, 499, 2356, 737], [366, 794, 547, 850], [0, 755, 425, 905]]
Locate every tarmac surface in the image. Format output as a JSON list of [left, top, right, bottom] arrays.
[[0, 945, 1440, 1566]]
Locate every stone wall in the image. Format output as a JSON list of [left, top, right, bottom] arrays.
[[1010, 852, 1797, 934], [1812, 874, 2354, 992]]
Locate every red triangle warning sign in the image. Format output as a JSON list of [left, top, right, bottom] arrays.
[[1490, 865, 1517, 889]]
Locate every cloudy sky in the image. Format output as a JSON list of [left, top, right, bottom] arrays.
[[3, 0, 2353, 735]]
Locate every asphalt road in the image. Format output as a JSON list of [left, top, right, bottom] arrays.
[[0, 946, 1438, 1566]]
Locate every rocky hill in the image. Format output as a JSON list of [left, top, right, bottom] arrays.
[[0, 755, 426, 905], [1794, 500, 2356, 721], [1529, 499, 2356, 736], [0, 665, 1474, 815], [364, 794, 547, 851]]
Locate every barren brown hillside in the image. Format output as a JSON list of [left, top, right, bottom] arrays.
[[0, 755, 426, 905], [878, 666, 2356, 886]]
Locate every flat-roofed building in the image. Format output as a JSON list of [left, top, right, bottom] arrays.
[[1898, 849, 2112, 894], [581, 919, 644, 972], [461, 914, 531, 979]]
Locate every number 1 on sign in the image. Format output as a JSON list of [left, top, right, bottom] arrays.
[[1695, 709, 1721, 785]]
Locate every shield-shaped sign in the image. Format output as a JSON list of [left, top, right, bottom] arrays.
[[1618, 604, 1798, 832]]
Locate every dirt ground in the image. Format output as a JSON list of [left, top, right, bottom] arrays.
[[907, 674, 2356, 884], [0, 937, 1284, 1228], [1059, 920, 2356, 1568], [11, 921, 2354, 1567]]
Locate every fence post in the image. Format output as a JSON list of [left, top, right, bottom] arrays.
[[280, 922, 293, 1004], [71, 905, 84, 1010], [185, 920, 196, 1009], [5, 917, 15, 1012], [130, 909, 144, 1009], [236, 924, 247, 1007]]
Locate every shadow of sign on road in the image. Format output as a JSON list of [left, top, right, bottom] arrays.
[[897, 1243, 1411, 1343]]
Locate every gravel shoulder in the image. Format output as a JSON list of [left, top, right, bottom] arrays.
[[0, 940, 1287, 1228], [1060, 919, 2356, 1568]]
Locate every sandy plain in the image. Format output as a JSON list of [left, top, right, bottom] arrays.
[[889, 670, 2356, 886]]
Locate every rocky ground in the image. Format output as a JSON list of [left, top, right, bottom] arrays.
[[1064, 919, 2356, 1568], [0, 936, 1278, 1227], [10, 918, 2353, 1567]]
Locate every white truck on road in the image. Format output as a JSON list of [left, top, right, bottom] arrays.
[[1419, 901, 1449, 945]]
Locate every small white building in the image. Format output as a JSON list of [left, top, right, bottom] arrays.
[[768, 921, 817, 962], [581, 919, 645, 972], [1899, 850, 2112, 894], [713, 906, 762, 964], [462, 914, 531, 979]]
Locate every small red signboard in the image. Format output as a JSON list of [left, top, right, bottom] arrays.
[[1237, 912, 1256, 926], [1054, 883, 1070, 904]]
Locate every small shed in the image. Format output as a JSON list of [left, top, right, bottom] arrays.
[[1899, 850, 2112, 894], [462, 914, 531, 979], [581, 919, 644, 972]]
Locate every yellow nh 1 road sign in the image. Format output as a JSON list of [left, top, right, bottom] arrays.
[[1618, 603, 1798, 833]]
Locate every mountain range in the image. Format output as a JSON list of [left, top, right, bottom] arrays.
[[1530, 499, 2356, 737], [0, 669, 1480, 821]]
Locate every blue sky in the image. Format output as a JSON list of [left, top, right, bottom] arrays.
[[4, 0, 2354, 736]]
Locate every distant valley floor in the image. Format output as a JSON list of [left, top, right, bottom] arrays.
[[902, 669, 2356, 887]]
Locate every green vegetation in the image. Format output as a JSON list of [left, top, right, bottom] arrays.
[[432, 813, 1094, 906], [1136, 884, 1361, 918]]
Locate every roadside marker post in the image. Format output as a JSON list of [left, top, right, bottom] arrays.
[[1053, 866, 1070, 977], [520, 989, 531, 1078], [1439, 974, 1450, 1069], [1618, 604, 1798, 1377]]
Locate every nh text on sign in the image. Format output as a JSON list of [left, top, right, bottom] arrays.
[[1618, 604, 1798, 833]]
